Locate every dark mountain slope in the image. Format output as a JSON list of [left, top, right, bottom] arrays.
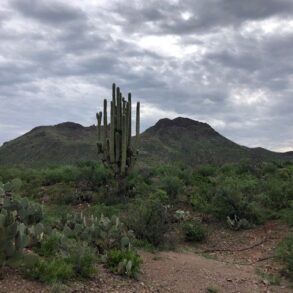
[[0, 122, 98, 166], [0, 117, 292, 167], [139, 117, 292, 165]]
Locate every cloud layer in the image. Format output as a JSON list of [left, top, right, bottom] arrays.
[[0, 0, 292, 151]]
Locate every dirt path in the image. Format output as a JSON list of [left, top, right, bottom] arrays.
[[1, 251, 290, 293], [140, 250, 291, 293], [0, 221, 291, 292]]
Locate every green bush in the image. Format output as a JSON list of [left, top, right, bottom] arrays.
[[67, 243, 96, 278], [89, 203, 122, 218], [160, 175, 183, 199], [197, 165, 216, 177], [211, 176, 264, 226], [106, 249, 142, 278], [264, 179, 293, 210], [45, 183, 76, 204], [275, 235, 293, 279], [190, 193, 211, 213], [33, 235, 96, 280], [37, 235, 61, 257], [279, 208, 293, 226], [26, 257, 74, 283], [182, 220, 207, 242], [128, 195, 170, 247], [126, 171, 151, 196]]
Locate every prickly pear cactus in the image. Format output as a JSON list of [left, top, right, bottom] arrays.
[[56, 212, 133, 253], [0, 192, 44, 265]]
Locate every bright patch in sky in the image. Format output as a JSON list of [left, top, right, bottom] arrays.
[[230, 88, 268, 106], [181, 11, 192, 21]]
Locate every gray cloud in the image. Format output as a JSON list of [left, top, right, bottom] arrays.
[[12, 0, 87, 24], [0, 0, 292, 152], [109, 0, 293, 34]]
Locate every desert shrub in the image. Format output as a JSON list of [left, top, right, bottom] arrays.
[[37, 235, 61, 257], [206, 287, 218, 293], [211, 176, 264, 226], [33, 234, 96, 280], [219, 163, 237, 175], [262, 162, 278, 174], [264, 179, 293, 210], [25, 257, 74, 283], [0, 181, 3, 195], [41, 163, 108, 187], [77, 163, 108, 188], [235, 161, 260, 176], [126, 171, 151, 196], [43, 168, 70, 185], [160, 175, 183, 199], [279, 208, 293, 226], [182, 220, 207, 242], [190, 192, 211, 213], [197, 165, 216, 177], [9, 178, 23, 192], [177, 168, 193, 185], [89, 203, 122, 218], [67, 242, 96, 278], [45, 183, 76, 204], [154, 164, 181, 176], [275, 235, 293, 279], [106, 249, 142, 278], [127, 195, 170, 247]]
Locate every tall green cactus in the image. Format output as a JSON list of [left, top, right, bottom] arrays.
[[96, 83, 140, 176]]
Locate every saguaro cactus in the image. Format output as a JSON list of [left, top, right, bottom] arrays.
[[96, 83, 140, 176]]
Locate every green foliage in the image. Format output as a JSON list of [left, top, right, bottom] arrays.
[[127, 195, 170, 247], [255, 267, 282, 285], [7, 178, 23, 193], [126, 171, 151, 196], [211, 176, 265, 226], [43, 164, 108, 188], [206, 287, 218, 293], [279, 208, 293, 226], [160, 175, 183, 199], [106, 249, 142, 278], [0, 195, 44, 266], [89, 203, 122, 218], [44, 183, 77, 205], [33, 233, 96, 280], [197, 165, 217, 177], [182, 220, 207, 242], [275, 235, 293, 279], [263, 178, 293, 210], [37, 235, 61, 257], [66, 242, 96, 278], [25, 257, 74, 283]]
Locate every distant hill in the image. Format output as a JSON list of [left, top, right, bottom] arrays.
[[139, 117, 293, 165], [0, 117, 292, 167]]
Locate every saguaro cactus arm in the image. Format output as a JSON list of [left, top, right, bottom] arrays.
[[97, 83, 140, 177]]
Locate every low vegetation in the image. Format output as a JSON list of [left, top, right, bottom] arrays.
[[0, 159, 292, 285]]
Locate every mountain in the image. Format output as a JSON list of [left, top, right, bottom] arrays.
[[0, 117, 292, 167], [139, 117, 293, 165], [0, 122, 98, 166]]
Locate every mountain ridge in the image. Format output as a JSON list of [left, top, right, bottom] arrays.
[[0, 117, 292, 167]]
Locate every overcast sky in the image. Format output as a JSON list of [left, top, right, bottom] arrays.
[[0, 0, 292, 151]]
